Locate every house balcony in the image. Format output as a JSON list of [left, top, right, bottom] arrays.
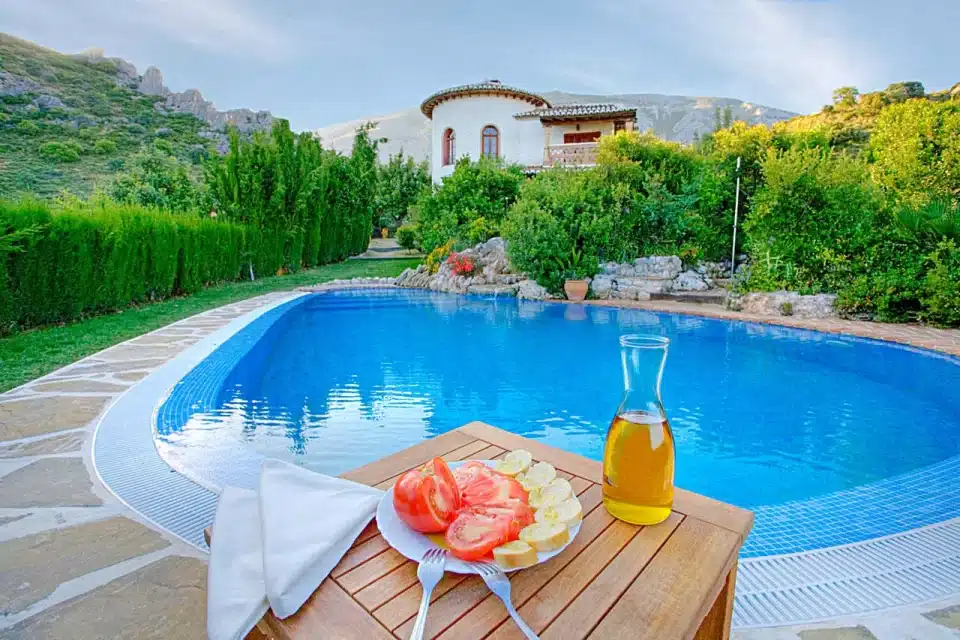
[[544, 142, 599, 168]]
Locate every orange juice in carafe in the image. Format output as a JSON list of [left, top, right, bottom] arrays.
[[602, 336, 675, 525]]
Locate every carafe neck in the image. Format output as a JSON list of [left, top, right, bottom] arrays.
[[618, 335, 669, 417]]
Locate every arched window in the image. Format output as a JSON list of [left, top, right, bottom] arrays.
[[481, 125, 499, 158], [442, 128, 455, 166]]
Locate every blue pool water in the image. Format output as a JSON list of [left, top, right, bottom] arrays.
[[158, 288, 960, 519]]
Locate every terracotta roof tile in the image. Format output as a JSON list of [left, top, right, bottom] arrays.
[[420, 82, 550, 118], [514, 103, 638, 120]]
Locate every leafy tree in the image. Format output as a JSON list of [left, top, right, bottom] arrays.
[[413, 157, 524, 252], [832, 86, 860, 106], [884, 81, 925, 102], [870, 100, 960, 207], [110, 149, 206, 213], [374, 152, 429, 231]]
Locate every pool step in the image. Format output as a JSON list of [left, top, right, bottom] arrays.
[[649, 290, 728, 305]]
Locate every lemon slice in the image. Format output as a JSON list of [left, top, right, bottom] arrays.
[[519, 521, 569, 552], [494, 450, 533, 477], [528, 478, 573, 509], [517, 462, 557, 491], [534, 497, 583, 529], [492, 540, 538, 569]]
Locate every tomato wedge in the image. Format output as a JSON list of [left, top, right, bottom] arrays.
[[485, 498, 535, 531], [459, 471, 527, 508], [452, 461, 495, 493], [444, 500, 535, 560], [444, 505, 515, 560], [393, 457, 461, 533]]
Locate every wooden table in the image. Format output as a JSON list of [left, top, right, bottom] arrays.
[[243, 422, 753, 640]]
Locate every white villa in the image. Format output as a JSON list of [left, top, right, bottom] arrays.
[[421, 80, 638, 183]]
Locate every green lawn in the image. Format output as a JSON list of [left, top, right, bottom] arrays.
[[0, 258, 419, 392]]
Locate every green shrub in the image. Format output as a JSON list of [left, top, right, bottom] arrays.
[[413, 157, 524, 253], [396, 224, 418, 250], [503, 169, 624, 293], [38, 140, 82, 162], [425, 240, 454, 274], [744, 147, 881, 293], [871, 100, 960, 207], [93, 138, 117, 155], [922, 240, 960, 325], [17, 120, 40, 134]]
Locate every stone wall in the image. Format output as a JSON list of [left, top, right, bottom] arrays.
[[728, 291, 838, 319], [394, 240, 735, 303], [590, 257, 724, 301]]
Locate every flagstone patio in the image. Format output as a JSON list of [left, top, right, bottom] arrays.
[[1, 288, 958, 638]]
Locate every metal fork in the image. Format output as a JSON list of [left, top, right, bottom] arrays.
[[410, 548, 447, 640], [474, 562, 540, 639]]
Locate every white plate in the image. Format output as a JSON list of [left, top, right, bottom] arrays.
[[376, 459, 582, 574]]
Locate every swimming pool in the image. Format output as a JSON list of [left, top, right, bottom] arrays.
[[155, 288, 960, 557]]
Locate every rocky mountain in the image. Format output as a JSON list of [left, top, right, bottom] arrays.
[[314, 90, 798, 162], [0, 33, 276, 197]]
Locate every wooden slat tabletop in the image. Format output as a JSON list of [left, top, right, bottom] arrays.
[[246, 422, 754, 640]]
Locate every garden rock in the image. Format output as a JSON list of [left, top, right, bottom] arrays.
[[469, 284, 519, 296], [633, 256, 682, 280], [590, 275, 614, 299], [738, 291, 838, 319], [673, 270, 710, 292], [517, 279, 551, 300]]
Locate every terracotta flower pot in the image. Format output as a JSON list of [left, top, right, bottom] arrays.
[[564, 279, 589, 302]]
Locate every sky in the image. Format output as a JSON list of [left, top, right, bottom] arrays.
[[1, 0, 957, 131]]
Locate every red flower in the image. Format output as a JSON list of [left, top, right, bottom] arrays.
[[447, 253, 476, 276]]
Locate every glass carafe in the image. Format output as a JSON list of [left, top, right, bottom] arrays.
[[602, 335, 675, 525]]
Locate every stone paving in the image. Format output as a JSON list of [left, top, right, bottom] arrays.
[[0, 288, 958, 639]]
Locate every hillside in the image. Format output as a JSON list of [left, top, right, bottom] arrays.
[[314, 90, 799, 162], [776, 81, 960, 150], [0, 33, 274, 198]]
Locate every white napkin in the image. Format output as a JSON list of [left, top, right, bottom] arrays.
[[207, 459, 383, 640]]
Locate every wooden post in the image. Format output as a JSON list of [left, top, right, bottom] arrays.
[[543, 124, 552, 166]]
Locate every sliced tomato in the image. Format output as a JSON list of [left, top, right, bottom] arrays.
[[459, 472, 528, 508], [444, 505, 516, 560], [485, 499, 535, 532], [452, 461, 495, 493], [393, 457, 461, 533]]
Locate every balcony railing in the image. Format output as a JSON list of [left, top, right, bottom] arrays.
[[545, 142, 599, 168]]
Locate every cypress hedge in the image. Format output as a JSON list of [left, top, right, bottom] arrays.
[[0, 199, 304, 333]]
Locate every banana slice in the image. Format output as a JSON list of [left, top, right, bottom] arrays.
[[492, 540, 538, 569], [519, 521, 569, 552], [534, 497, 583, 529], [528, 478, 573, 509], [516, 461, 557, 491], [494, 450, 533, 477]]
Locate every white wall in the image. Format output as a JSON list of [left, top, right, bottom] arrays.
[[430, 95, 544, 182], [547, 120, 616, 145]]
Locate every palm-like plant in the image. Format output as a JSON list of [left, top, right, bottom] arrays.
[[896, 198, 960, 241]]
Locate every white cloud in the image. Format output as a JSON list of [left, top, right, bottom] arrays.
[[124, 0, 298, 61], [0, 0, 300, 62], [595, 0, 881, 110]]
